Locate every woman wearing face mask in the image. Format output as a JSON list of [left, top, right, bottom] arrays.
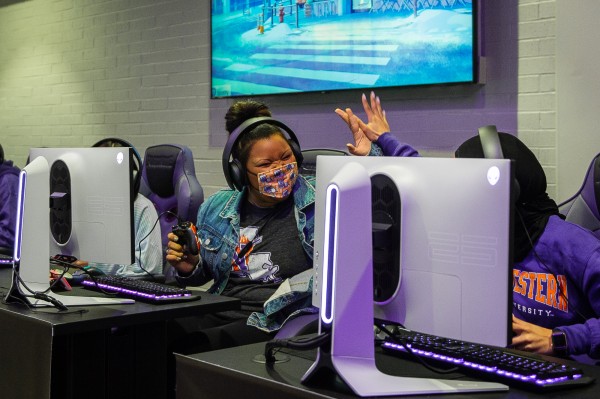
[[165, 100, 316, 352]]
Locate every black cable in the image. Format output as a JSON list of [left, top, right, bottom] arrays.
[[11, 268, 69, 311], [134, 209, 176, 280], [48, 257, 120, 297], [264, 331, 331, 364]]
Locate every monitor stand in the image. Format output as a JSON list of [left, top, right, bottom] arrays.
[[301, 164, 507, 396]]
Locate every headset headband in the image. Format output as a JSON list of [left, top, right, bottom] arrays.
[[478, 125, 504, 159]]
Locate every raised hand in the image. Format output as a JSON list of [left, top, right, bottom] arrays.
[[335, 107, 371, 155], [360, 91, 390, 141], [335, 91, 391, 156]]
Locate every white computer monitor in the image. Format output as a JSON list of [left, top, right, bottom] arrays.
[[303, 155, 513, 396], [312, 155, 514, 345], [29, 147, 135, 265], [10, 148, 137, 307]]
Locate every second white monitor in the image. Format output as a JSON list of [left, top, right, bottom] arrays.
[[312, 155, 513, 347]]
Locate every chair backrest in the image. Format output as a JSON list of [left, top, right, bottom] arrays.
[[299, 148, 348, 176], [558, 152, 600, 238], [139, 144, 204, 275]]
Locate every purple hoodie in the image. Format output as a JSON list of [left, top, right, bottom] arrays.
[[0, 160, 20, 250], [513, 215, 600, 360]]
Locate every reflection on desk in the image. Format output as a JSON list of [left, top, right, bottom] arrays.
[[0, 268, 240, 399], [176, 341, 600, 399]]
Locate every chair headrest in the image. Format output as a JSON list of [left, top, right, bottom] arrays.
[[140, 144, 204, 225], [580, 153, 600, 219], [142, 144, 195, 198], [299, 148, 348, 176]]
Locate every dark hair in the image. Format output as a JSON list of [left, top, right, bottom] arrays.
[[234, 123, 287, 168], [0, 143, 4, 164], [224, 99, 272, 134]]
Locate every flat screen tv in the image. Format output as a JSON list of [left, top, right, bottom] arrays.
[[211, 0, 477, 98]]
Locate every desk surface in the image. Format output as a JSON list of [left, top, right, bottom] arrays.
[[0, 267, 240, 336], [176, 341, 600, 399], [0, 267, 241, 399]]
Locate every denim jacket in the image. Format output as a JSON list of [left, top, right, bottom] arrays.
[[176, 174, 316, 331]]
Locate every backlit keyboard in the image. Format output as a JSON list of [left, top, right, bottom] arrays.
[[82, 275, 200, 303], [0, 254, 13, 265], [381, 328, 595, 391]]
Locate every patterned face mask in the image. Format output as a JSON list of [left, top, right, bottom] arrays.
[[255, 162, 298, 199]]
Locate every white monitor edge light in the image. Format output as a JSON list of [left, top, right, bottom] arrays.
[[320, 183, 338, 326]]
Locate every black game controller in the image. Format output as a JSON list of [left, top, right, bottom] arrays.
[[172, 221, 200, 256]]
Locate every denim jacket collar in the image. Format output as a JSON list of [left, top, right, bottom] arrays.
[[293, 175, 315, 211]]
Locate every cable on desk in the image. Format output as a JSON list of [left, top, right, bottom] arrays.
[[264, 331, 331, 364]]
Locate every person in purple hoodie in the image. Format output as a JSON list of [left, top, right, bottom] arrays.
[[338, 92, 600, 363], [0, 144, 21, 254]]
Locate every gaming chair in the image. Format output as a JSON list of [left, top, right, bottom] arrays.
[[139, 144, 204, 276], [558, 152, 600, 238]]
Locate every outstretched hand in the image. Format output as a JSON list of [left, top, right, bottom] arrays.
[[511, 315, 553, 355], [335, 91, 390, 156], [335, 107, 371, 155]]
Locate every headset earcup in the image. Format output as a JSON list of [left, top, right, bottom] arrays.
[[229, 158, 247, 192], [289, 140, 303, 167]]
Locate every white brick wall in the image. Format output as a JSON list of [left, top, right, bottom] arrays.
[[517, 0, 557, 198], [0, 0, 559, 197], [0, 0, 224, 194]]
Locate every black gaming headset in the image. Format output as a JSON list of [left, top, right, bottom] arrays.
[[221, 116, 304, 191], [92, 137, 142, 197]]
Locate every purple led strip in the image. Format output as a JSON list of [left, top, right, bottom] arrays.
[[82, 280, 191, 299], [382, 342, 583, 385]]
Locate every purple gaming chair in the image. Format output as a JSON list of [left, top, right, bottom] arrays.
[[139, 144, 204, 277], [558, 152, 600, 238]]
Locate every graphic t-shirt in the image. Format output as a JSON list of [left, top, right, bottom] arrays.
[[221, 198, 311, 315]]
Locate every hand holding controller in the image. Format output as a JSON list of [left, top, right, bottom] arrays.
[[172, 221, 200, 256]]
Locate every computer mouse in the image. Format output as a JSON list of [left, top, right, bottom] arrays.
[[83, 266, 106, 277], [67, 268, 104, 285]]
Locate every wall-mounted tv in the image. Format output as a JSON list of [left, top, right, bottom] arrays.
[[211, 0, 477, 98]]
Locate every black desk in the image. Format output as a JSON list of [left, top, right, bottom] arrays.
[[0, 268, 240, 399], [176, 341, 600, 399]]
